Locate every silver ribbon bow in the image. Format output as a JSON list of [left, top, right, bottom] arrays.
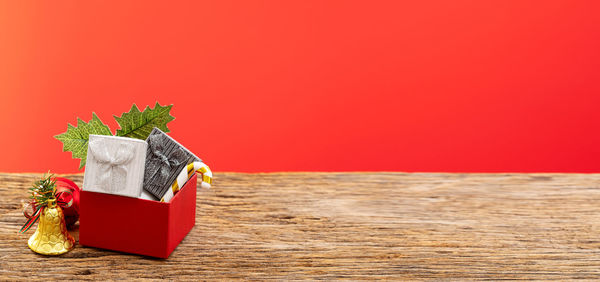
[[145, 134, 187, 187], [88, 139, 135, 193]]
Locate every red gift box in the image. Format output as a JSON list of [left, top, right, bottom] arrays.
[[79, 174, 197, 258]]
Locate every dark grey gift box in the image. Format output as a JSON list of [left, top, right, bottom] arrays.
[[143, 127, 201, 200]]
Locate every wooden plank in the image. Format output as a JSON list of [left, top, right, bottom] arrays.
[[1, 172, 599, 280]]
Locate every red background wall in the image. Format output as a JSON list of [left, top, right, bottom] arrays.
[[1, 1, 599, 173]]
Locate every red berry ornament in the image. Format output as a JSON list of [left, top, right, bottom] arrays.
[[54, 177, 81, 229]]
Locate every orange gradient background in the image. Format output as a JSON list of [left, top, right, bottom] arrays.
[[1, 1, 599, 173]]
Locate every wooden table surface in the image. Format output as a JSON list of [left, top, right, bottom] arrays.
[[1, 172, 600, 280]]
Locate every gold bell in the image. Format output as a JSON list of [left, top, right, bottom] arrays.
[[27, 200, 75, 255]]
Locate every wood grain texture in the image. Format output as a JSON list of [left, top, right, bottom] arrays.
[[1, 172, 600, 280]]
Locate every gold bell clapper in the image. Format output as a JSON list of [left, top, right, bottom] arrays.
[[20, 173, 75, 255]]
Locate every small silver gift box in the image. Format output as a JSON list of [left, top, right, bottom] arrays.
[[83, 135, 148, 198]]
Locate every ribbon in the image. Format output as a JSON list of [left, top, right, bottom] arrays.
[[145, 134, 188, 188], [88, 139, 135, 193], [20, 186, 73, 234]]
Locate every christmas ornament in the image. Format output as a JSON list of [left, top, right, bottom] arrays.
[[21, 173, 75, 255], [54, 177, 80, 228], [54, 102, 174, 169]]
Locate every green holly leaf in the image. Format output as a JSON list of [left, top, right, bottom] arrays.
[[54, 113, 112, 169], [114, 102, 175, 140]]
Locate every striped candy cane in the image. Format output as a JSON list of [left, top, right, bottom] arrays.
[[161, 161, 213, 202]]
